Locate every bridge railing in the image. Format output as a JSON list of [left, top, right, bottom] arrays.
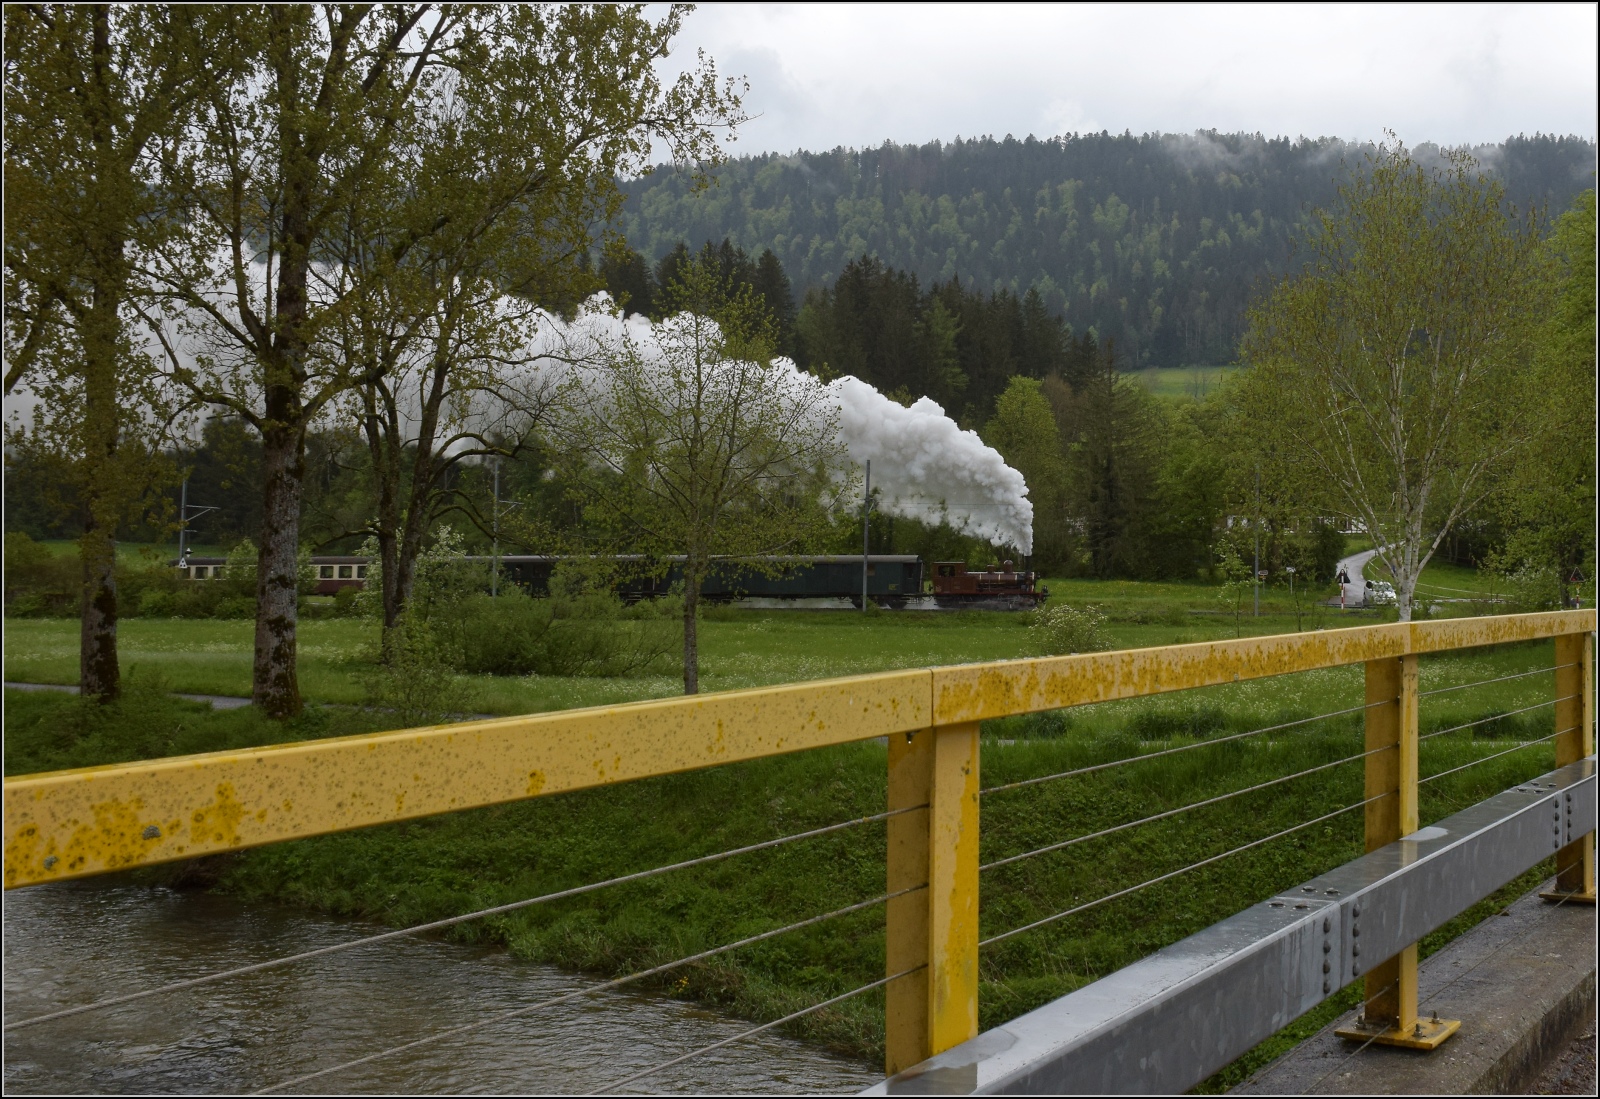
[[4, 610, 1594, 1094]]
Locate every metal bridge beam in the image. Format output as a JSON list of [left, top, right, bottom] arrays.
[[865, 756, 1598, 1096]]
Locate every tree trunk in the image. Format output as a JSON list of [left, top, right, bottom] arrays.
[[253, 420, 304, 716], [682, 558, 700, 695], [76, 4, 123, 704], [78, 521, 120, 702]]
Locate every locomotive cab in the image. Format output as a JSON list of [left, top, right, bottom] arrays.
[[930, 560, 1044, 609]]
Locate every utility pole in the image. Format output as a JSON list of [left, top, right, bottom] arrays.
[[1253, 465, 1261, 617], [491, 460, 500, 598], [175, 476, 217, 572], [177, 477, 190, 568], [861, 460, 871, 613]]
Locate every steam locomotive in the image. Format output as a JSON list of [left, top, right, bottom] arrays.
[[174, 553, 1046, 610]]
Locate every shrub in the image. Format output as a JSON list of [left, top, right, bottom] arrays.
[[1030, 603, 1112, 655], [1503, 564, 1565, 613], [1127, 705, 1229, 742], [436, 586, 678, 678], [3, 532, 78, 616], [137, 590, 175, 617], [362, 613, 468, 727]]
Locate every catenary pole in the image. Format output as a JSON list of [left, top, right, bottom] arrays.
[[862, 460, 871, 613]]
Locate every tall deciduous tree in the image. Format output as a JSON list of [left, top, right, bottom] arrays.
[[1492, 190, 1596, 600], [553, 263, 846, 694], [4, 5, 231, 701], [1237, 141, 1546, 621], [150, 4, 740, 715], [983, 376, 1066, 568]]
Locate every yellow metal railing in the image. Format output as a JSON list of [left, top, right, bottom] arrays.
[[4, 609, 1595, 1073]]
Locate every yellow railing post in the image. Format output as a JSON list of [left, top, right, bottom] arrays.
[[886, 729, 932, 1074], [1543, 630, 1596, 903], [885, 721, 981, 1075], [1337, 654, 1460, 1049]]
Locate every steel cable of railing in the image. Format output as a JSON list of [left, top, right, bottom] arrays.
[[980, 699, 1391, 799], [4, 804, 924, 1033], [1295, 976, 1404, 1095], [590, 963, 928, 1095], [251, 883, 926, 1095], [1417, 695, 1574, 743], [1417, 663, 1569, 698], [979, 793, 1386, 949], [1419, 726, 1573, 787], [981, 743, 1393, 874]]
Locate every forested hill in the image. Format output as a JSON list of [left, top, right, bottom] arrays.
[[615, 132, 1596, 369]]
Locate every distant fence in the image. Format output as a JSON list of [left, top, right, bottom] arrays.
[[4, 611, 1593, 1093]]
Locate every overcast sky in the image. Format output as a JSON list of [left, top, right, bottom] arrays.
[[654, 3, 1598, 158]]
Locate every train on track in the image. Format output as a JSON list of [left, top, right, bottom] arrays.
[[174, 553, 1046, 610]]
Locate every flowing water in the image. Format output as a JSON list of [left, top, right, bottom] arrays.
[[3, 881, 879, 1095]]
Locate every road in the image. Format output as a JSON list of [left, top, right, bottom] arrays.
[[1333, 546, 1382, 608]]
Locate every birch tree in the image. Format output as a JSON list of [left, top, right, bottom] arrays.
[[1237, 141, 1546, 621]]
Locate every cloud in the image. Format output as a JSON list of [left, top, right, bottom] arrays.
[[652, 3, 1597, 157]]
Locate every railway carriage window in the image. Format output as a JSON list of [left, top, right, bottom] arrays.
[[338, 565, 353, 579], [319, 566, 335, 579], [356, 565, 367, 579], [196, 567, 211, 579]]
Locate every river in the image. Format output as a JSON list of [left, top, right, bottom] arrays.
[[4, 880, 880, 1095]]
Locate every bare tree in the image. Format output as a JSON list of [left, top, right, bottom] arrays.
[[1238, 140, 1547, 621]]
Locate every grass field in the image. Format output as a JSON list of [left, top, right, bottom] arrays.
[[2, 576, 1578, 1076], [2, 596, 1391, 714], [1132, 364, 1240, 402], [27, 538, 232, 563]]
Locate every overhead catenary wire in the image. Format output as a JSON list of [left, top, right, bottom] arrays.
[[979, 793, 1386, 949], [982, 742, 1394, 874], [4, 803, 924, 1032], [980, 699, 1391, 798], [251, 883, 926, 1095], [591, 964, 928, 1095]]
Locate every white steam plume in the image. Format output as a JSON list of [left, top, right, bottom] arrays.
[[525, 297, 1035, 553], [829, 376, 1033, 554]]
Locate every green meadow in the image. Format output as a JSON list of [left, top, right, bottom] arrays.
[[2, 577, 1578, 1075]]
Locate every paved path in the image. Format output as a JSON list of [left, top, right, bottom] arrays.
[[4, 681, 253, 709], [3, 681, 499, 722], [1332, 547, 1381, 608]]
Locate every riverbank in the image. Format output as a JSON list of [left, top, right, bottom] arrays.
[[3, 633, 1566, 1065]]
